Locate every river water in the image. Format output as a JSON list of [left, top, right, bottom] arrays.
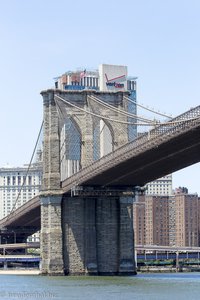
[[0, 272, 200, 300]]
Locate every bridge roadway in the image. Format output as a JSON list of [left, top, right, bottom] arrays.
[[1, 106, 200, 231]]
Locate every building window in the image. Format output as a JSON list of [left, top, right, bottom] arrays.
[[28, 176, 32, 186], [18, 176, 21, 186]]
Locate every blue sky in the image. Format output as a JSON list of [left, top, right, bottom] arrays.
[[0, 0, 200, 193]]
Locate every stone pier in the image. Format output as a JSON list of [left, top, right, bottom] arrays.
[[40, 194, 136, 275], [40, 195, 64, 275], [61, 195, 136, 275], [40, 89, 136, 275], [119, 196, 135, 275], [40, 90, 64, 275]]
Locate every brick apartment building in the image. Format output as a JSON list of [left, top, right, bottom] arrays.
[[133, 190, 200, 247]]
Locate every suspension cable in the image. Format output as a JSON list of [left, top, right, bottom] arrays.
[[55, 94, 158, 126], [8, 121, 44, 216], [124, 96, 173, 119], [55, 94, 200, 127], [88, 95, 153, 123]]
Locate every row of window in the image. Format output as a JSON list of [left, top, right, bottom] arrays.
[[3, 175, 41, 186]]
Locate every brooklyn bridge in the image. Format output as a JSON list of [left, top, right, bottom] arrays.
[[1, 89, 200, 276]]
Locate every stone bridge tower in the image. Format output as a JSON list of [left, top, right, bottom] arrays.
[[40, 89, 136, 275]]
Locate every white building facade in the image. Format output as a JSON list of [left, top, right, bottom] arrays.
[[145, 174, 173, 196], [0, 163, 42, 220]]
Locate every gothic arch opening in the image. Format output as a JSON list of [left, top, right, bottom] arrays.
[[60, 117, 81, 180], [93, 119, 114, 160]]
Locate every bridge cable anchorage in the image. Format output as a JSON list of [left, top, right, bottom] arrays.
[[87, 95, 154, 124], [55, 94, 159, 126], [8, 121, 44, 217], [123, 96, 173, 119]]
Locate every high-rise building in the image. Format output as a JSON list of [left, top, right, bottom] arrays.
[[134, 190, 200, 248], [133, 196, 145, 246], [145, 195, 169, 246], [0, 158, 42, 242], [0, 162, 42, 220], [134, 195, 170, 246], [54, 64, 137, 96], [175, 192, 199, 247], [168, 195, 176, 246]]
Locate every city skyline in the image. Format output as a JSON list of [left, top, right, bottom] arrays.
[[1, 0, 200, 193]]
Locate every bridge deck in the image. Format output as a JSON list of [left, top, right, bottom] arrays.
[[1, 106, 200, 230]]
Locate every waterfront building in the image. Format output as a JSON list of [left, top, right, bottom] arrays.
[[133, 195, 170, 246], [146, 185, 200, 248], [145, 195, 169, 246], [175, 192, 199, 247], [168, 195, 176, 246], [134, 190, 200, 248], [133, 196, 145, 246]]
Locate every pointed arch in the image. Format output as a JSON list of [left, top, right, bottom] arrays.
[[60, 117, 82, 180], [93, 119, 114, 160]]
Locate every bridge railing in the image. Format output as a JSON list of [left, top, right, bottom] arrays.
[[149, 105, 200, 138], [90, 105, 200, 163], [62, 105, 200, 190]]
